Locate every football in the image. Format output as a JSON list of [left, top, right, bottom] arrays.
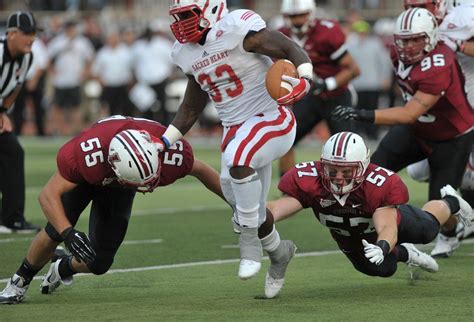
[[265, 59, 298, 100]]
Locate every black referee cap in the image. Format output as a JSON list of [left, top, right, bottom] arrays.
[[7, 11, 42, 33]]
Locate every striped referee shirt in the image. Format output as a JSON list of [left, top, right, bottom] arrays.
[[0, 36, 33, 106]]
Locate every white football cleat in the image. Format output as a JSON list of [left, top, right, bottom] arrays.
[[265, 240, 297, 299], [403, 243, 438, 272], [238, 227, 262, 280], [238, 259, 261, 280], [431, 223, 464, 258], [0, 274, 29, 304], [441, 184, 474, 227], [40, 257, 74, 294]]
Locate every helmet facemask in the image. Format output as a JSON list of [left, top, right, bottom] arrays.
[[320, 132, 370, 196], [395, 33, 430, 65], [169, 0, 228, 44], [170, 5, 208, 44], [321, 160, 366, 195]]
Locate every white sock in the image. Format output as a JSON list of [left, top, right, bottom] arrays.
[[260, 226, 281, 253]]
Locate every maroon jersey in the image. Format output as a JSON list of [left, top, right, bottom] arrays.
[[279, 19, 348, 99], [57, 116, 194, 188], [278, 161, 409, 250], [391, 43, 474, 141]]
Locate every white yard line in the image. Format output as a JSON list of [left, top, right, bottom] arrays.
[[0, 237, 163, 245], [1, 240, 474, 283], [0, 250, 342, 283], [25, 182, 218, 194]]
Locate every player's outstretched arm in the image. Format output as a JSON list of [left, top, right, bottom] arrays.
[[39, 171, 96, 264], [172, 74, 209, 134], [372, 206, 399, 251], [159, 74, 209, 150], [267, 196, 304, 222], [333, 90, 440, 125], [190, 159, 226, 202]]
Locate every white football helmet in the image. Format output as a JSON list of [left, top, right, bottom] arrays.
[[169, 0, 228, 43], [394, 8, 438, 65], [320, 132, 370, 195], [108, 129, 161, 192], [280, 0, 316, 15]]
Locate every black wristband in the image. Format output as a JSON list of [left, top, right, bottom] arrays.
[[60, 226, 74, 240], [359, 109, 375, 123], [0, 106, 7, 113], [376, 240, 391, 256]]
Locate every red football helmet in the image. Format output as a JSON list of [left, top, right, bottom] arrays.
[[403, 0, 448, 21], [169, 0, 228, 44], [394, 8, 438, 65], [320, 132, 370, 195]]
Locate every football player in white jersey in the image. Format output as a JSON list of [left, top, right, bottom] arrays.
[[404, 0, 474, 257], [156, 0, 313, 288]]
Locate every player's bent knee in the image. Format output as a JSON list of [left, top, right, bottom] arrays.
[[419, 213, 440, 243], [87, 257, 114, 275]]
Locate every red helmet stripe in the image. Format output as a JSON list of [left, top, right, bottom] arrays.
[[333, 131, 353, 158], [402, 8, 418, 31], [117, 131, 152, 179]]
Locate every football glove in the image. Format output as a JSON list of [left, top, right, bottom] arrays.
[[312, 78, 328, 95], [277, 75, 312, 105], [61, 227, 96, 264], [332, 105, 375, 123], [362, 239, 390, 266]]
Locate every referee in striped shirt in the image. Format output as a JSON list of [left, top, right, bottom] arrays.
[[0, 12, 40, 233]]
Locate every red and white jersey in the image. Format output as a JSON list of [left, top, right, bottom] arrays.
[[57, 115, 194, 188], [278, 161, 409, 250], [279, 18, 348, 99], [391, 43, 474, 141], [439, 5, 474, 106], [172, 10, 276, 127]]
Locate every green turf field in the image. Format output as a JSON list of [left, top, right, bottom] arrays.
[[1, 137, 473, 321]]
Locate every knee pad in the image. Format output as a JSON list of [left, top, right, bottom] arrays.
[[231, 172, 261, 228], [87, 256, 114, 275]]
